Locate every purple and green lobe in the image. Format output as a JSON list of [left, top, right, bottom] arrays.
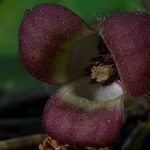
[[99, 12, 150, 96], [42, 81, 123, 147], [19, 3, 94, 84]]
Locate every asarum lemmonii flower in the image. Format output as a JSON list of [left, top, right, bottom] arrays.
[[19, 3, 150, 147]]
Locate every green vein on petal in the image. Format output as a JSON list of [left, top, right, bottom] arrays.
[[59, 77, 123, 110]]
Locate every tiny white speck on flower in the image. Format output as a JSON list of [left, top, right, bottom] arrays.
[[107, 119, 110, 123]]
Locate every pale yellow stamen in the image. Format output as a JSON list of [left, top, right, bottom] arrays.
[[91, 65, 114, 82]]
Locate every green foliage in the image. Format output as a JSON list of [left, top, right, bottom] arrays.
[[0, 0, 144, 92]]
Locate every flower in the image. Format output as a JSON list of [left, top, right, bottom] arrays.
[[19, 3, 150, 147]]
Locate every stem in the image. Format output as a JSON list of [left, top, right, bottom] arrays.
[[122, 119, 150, 150], [0, 134, 46, 150], [0, 118, 42, 139]]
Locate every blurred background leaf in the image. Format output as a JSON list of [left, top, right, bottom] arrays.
[[0, 0, 144, 93]]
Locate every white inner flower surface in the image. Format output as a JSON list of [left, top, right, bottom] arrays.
[[72, 77, 123, 102], [93, 81, 123, 101]]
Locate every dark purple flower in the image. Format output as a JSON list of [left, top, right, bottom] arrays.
[[19, 3, 150, 147]]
